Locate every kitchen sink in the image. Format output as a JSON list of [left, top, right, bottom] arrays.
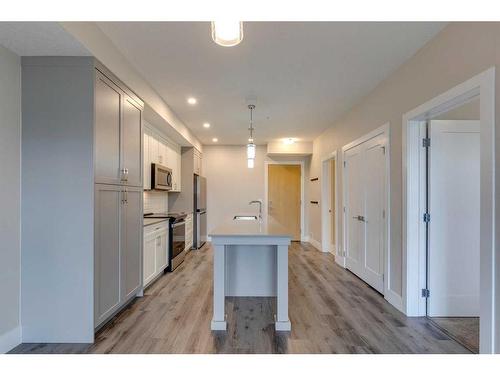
[[233, 215, 258, 221]]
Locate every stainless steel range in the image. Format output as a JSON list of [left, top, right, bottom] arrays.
[[144, 212, 187, 271]]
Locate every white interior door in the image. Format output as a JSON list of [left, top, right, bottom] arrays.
[[363, 137, 386, 293], [345, 146, 364, 278], [344, 133, 386, 294], [428, 120, 480, 317]]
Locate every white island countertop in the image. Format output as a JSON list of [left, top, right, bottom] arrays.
[[210, 215, 291, 238], [210, 214, 292, 332]]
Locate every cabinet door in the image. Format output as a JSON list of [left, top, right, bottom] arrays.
[[122, 96, 143, 187], [121, 187, 142, 301], [155, 229, 168, 272], [143, 233, 156, 286], [95, 72, 122, 184], [94, 184, 121, 327], [158, 140, 168, 167], [176, 151, 182, 191], [149, 134, 160, 165], [143, 131, 151, 190]]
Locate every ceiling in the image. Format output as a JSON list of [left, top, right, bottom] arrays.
[[97, 22, 445, 145], [0, 22, 90, 56]]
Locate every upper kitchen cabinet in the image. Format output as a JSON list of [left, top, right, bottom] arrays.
[[168, 147, 202, 214], [194, 149, 202, 176], [94, 69, 144, 187], [94, 72, 121, 185], [143, 123, 182, 192], [122, 98, 143, 187]]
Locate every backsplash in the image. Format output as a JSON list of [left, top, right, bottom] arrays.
[[143, 191, 169, 214]]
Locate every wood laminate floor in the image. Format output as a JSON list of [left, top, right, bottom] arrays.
[[10, 242, 470, 354], [429, 317, 479, 354]]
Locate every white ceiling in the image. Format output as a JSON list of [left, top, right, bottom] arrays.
[[0, 22, 90, 56], [97, 22, 445, 145]]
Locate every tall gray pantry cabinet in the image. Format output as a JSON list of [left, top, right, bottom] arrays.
[[21, 57, 144, 343]]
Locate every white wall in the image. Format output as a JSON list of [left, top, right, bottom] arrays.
[[202, 145, 310, 237], [308, 23, 500, 325], [0, 45, 21, 353]]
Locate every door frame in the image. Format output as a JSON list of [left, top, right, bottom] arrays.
[[402, 67, 496, 353], [264, 160, 305, 241], [341, 123, 391, 298], [321, 151, 339, 256]]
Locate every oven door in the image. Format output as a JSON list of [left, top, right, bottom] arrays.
[[152, 163, 172, 190], [172, 220, 186, 259]]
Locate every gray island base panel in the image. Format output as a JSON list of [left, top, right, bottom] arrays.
[[210, 217, 292, 332]]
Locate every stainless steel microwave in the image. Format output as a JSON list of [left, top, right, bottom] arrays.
[[151, 163, 172, 191]]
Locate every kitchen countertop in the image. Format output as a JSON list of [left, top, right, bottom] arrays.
[[143, 217, 169, 227], [210, 215, 291, 238]]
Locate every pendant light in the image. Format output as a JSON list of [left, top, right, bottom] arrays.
[[247, 104, 256, 168], [211, 21, 243, 47]]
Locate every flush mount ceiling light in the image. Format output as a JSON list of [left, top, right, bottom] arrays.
[[211, 21, 243, 47], [203, 122, 211, 128], [212, 137, 218, 143], [247, 104, 256, 169], [187, 97, 197, 105], [283, 138, 296, 145]]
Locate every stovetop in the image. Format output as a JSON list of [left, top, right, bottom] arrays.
[[144, 212, 187, 221]]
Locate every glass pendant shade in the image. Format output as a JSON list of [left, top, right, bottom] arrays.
[[247, 143, 256, 159], [247, 158, 255, 169], [211, 21, 243, 47]]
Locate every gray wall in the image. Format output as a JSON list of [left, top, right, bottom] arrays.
[[0, 45, 21, 352], [308, 22, 500, 310], [21, 57, 95, 342]]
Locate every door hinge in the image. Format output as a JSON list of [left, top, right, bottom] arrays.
[[382, 274, 385, 282], [422, 138, 431, 148], [381, 146, 386, 155], [382, 209, 386, 219], [423, 213, 430, 223], [343, 160, 346, 167], [421, 288, 430, 298]]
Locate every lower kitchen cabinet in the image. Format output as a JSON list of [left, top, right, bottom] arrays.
[[143, 221, 169, 287], [94, 184, 143, 328]]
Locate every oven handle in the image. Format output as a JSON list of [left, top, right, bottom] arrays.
[[172, 221, 185, 228]]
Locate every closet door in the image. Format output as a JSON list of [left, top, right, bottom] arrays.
[[362, 136, 386, 293], [344, 144, 365, 278], [344, 133, 386, 294]]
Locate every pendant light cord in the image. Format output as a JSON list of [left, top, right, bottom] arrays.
[[248, 104, 255, 141]]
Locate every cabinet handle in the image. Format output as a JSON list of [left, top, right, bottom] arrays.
[[121, 168, 129, 182]]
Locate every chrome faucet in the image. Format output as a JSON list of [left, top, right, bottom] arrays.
[[249, 200, 263, 220]]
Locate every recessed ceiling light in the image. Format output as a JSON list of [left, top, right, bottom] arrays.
[[283, 138, 296, 145], [212, 137, 218, 143], [187, 97, 197, 105], [203, 123, 211, 128]]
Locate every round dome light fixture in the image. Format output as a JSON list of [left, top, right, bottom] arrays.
[[211, 21, 243, 47]]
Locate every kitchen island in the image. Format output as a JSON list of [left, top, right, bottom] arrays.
[[210, 216, 292, 332]]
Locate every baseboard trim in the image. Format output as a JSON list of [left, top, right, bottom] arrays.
[[307, 237, 322, 252], [385, 289, 404, 313], [0, 325, 21, 353]]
